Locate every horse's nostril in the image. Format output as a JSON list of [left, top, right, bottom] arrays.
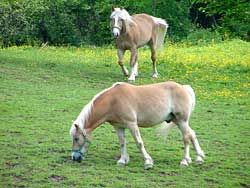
[[72, 152, 82, 162]]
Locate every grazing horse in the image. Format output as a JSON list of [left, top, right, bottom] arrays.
[[70, 81, 205, 169], [110, 8, 168, 81]]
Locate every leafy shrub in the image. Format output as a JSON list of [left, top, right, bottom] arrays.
[[192, 0, 250, 41], [0, 0, 195, 47], [186, 29, 222, 45]]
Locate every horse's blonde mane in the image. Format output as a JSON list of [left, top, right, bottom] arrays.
[[70, 82, 124, 136]]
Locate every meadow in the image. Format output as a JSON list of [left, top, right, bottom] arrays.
[[0, 39, 250, 187]]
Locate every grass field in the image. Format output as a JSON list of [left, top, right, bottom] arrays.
[[0, 39, 250, 188]]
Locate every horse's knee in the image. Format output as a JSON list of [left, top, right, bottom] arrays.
[[118, 61, 124, 66], [183, 134, 191, 145], [137, 142, 143, 149], [151, 55, 156, 63], [188, 129, 197, 142]]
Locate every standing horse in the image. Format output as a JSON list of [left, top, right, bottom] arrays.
[[110, 8, 168, 81], [70, 81, 205, 169]]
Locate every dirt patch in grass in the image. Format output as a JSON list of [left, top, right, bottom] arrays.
[[4, 161, 19, 169], [159, 171, 177, 177], [48, 175, 66, 182]]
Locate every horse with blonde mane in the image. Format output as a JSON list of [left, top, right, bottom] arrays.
[[70, 81, 205, 169], [110, 7, 168, 81]]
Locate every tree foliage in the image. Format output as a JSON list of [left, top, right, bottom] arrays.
[[0, 0, 249, 47], [191, 0, 250, 40]]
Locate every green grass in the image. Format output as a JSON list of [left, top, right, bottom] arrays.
[[0, 39, 250, 188]]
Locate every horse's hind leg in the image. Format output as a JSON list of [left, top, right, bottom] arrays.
[[178, 121, 192, 167], [115, 127, 130, 166], [177, 120, 204, 167], [128, 123, 153, 169], [189, 127, 205, 164], [117, 49, 129, 76]]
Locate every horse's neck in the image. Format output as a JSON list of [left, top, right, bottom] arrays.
[[84, 101, 107, 134]]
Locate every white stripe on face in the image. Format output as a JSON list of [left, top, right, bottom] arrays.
[[112, 16, 120, 37]]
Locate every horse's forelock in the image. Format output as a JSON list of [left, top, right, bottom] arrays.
[[70, 124, 76, 137], [111, 8, 132, 21], [111, 8, 136, 34]]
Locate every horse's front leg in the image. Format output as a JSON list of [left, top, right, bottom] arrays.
[[150, 44, 158, 78], [115, 127, 130, 166], [117, 49, 129, 76], [128, 48, 138, 81], [128, 123, 153, 169]]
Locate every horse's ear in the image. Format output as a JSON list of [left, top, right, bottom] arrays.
[[74, 124, 79, 129]]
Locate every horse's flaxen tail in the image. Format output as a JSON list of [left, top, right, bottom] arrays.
[[151, 16, 168, 49], [156, 121, 175, 141]]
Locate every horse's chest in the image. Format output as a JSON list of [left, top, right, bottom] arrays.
[[116, 38, 133, 50]]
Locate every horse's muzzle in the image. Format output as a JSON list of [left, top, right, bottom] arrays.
[[72, 152, 83, 162], [112, 28, 120, 38], [112, 33, 119, 39]]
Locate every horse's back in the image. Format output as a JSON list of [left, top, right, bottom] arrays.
[[132, 13, 154, 23], [106, 82, 188, 125], [130, 14, 155, 46]]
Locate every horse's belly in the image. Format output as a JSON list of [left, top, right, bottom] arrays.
[[137, 108, 170, 127]]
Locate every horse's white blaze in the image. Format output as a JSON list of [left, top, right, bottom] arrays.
[[112, 16, 121, 37]]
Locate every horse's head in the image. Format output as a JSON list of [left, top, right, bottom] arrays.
[[110, 7, 124, 38], [70, 123, 90, 162]]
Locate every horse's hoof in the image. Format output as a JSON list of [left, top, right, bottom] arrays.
[[195, 156, 204, 165], [180, 159, 189, 167], [117, 161, 126, 166], [128, 78, 135, 82], [152, 73, 158, 78], [186, 157, 192, 164], [117, 157, 129, 166], [144, 163, 153, 170]]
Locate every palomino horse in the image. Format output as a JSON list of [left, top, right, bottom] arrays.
[[70, 81, 205, 169], [110, 8, 168, 81]]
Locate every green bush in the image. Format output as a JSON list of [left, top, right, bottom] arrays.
[[192, 0, 250, 41], [186, 29, 222, 45], [1, 0, 249, 47], [0, 0, 195, 47]]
